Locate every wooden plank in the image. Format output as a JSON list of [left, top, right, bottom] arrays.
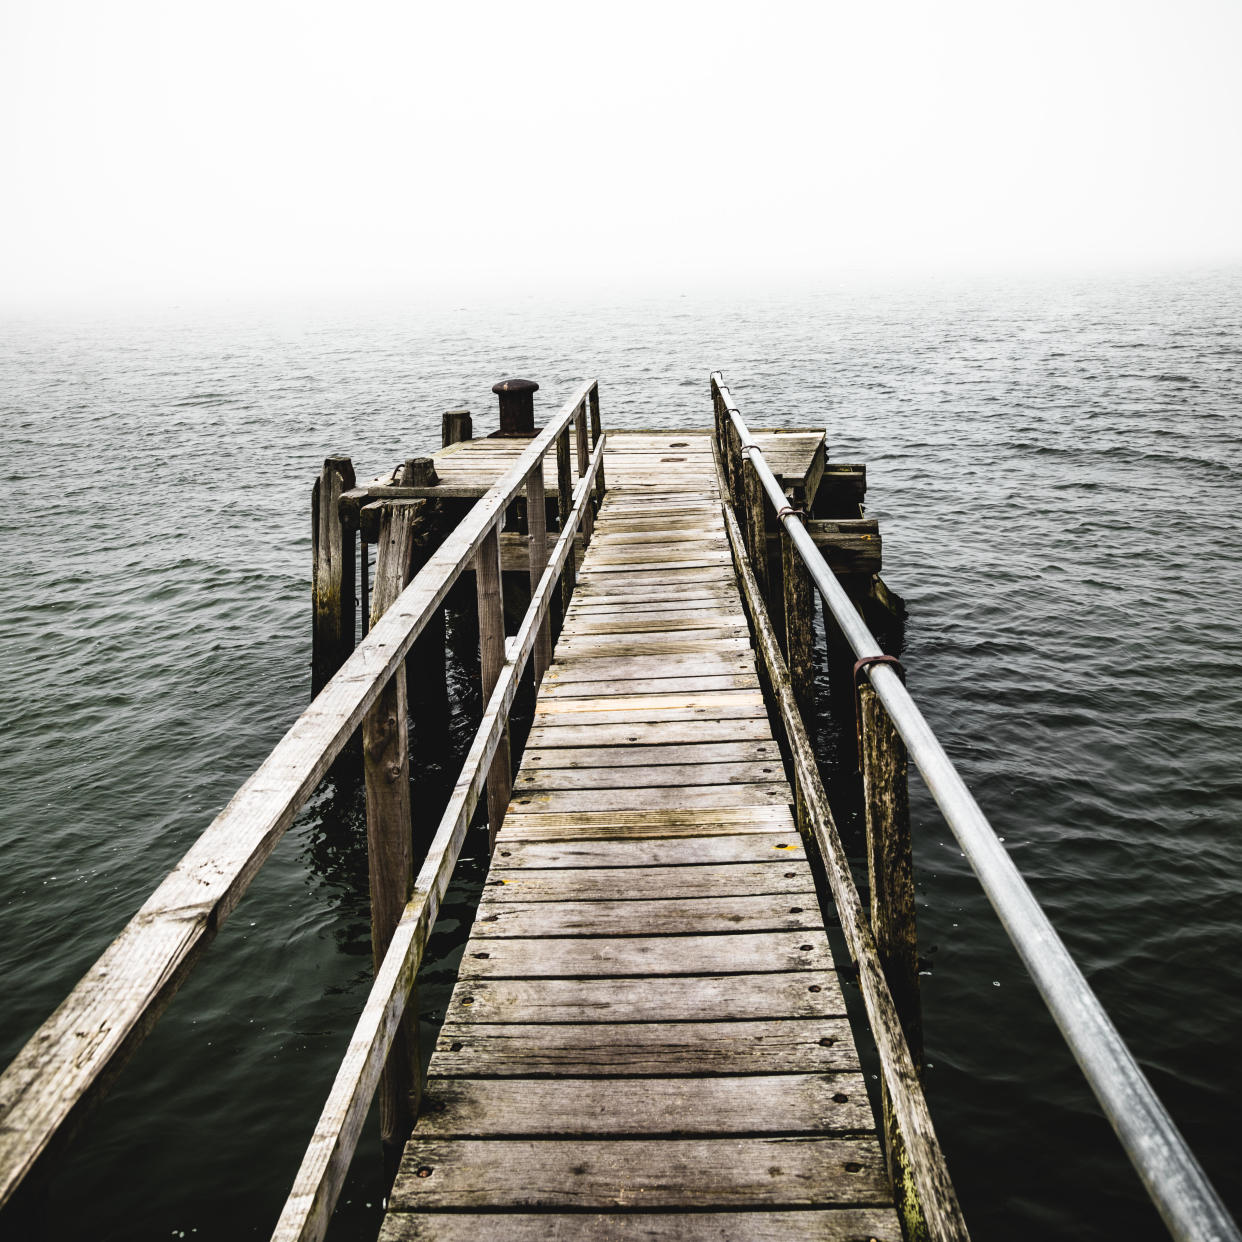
[[525, 718, 776, 747], [544, 652, 751, 682], [380, 1208, 902, 1242], [573, 580, 735, 601], [505, 784, 791, 814], [389, 1136, 889, 1208], [567, 597, 737, 615], [416, 1073, 874, 1136], [513, 760, 786, 791], [542, 674, 760, 699], [441, 970, 846, 1023], [523, 702, 770, 727], [555, 626, 750, 646], [549, 649, 751, 674], [533, 689, 765, 716], [428, 1020, 859, 1077], [471, 893, 821, 937], [560, 611, 740, 633], [496, 806, 795, 842], [553, 638, 753, 659], [453, 930, 832, 978], [521, 740, 782, 769], [483, 862, 815, 903]]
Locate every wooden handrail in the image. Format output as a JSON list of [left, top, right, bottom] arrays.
[[0, 379, 600, 1211], [271, 435, 607, 1242]]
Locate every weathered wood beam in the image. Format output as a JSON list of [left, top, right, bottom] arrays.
[[363, 506, 421, 1154], [475, 524, 511, 852], [781, 522, 816, 726], [556, 426, 576, 613], [764, 520, 882, 575], [525, 465, 552, 685], [312, 456, 356, 697]]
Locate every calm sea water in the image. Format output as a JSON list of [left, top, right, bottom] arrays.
[[2, 271, 1240, 1240]]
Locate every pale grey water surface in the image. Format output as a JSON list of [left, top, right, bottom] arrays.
[[2, 271, 1240, 1239]]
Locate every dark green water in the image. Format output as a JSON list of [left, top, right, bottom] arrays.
[[2, 271, 1240, 1239]]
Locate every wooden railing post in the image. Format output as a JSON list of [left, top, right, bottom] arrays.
[[555, 427, 576, 613], [311, 455, 356, 697], [781, 518, 815, 728], [588, 384, 605, 506], [858, 679, 922, 1064], [574, 403, 594, 544], [525, 464, 552, 685], [476, 523, 511, 851], [363, 505, 421, 1158], [441, 407, 471, 448], [406, 503, 449, 778], [741, 452, 771, 605]]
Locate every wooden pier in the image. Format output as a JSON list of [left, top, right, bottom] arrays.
[[382, 436, 899, 1239], [2, 370, 1235, 1242], [0, 376, 957, 1242]]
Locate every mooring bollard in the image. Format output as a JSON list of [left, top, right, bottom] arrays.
[[491, 377, 539, 436]]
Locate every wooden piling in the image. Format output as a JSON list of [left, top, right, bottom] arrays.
[[311, 455, 356, 697], [475, 524, 512, 851], [525, 465, 552, 685], [442, 408, 472, 448], [781, 522, 816, 728], [363, 504, 421, 1155], [858, 681, 922, 1067], [555, 427, 576, 614]]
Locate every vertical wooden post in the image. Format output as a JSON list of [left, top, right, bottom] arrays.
[[363, 504, 420, 1157], [526, 464, 552, 684], [574, 404, 594, 544], [725, 421, 745, 514], [588, 384, 606, 506], [311, 455, 356, 697], [858, 681, 923, 1068], [359, 538, 370, 636], [406, 502, 449, 783], [476, 523, 511, 851], [442, 408, 472, 448], [556, 427, 576, 613], [742, 452, 771, 606], [781, 521, 815, 727]]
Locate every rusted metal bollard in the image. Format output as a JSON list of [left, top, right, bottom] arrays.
[[491, 377, 539, 436]]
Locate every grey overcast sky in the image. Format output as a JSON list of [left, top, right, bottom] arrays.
[[2, 0, 1240, 307]]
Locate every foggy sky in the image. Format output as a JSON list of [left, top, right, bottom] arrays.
[[2, 0, 1240, 307]]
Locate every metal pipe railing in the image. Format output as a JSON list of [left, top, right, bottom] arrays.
[[712, 373, 1240, 1242]]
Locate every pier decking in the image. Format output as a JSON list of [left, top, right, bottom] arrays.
[[382, 436, 900, 1239]]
